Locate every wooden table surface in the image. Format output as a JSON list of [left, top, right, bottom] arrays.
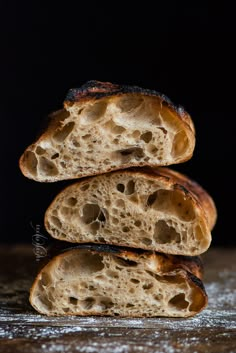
[[0, 245, 235, 353]]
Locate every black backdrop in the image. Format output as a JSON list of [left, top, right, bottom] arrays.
[[2, 2, 236, 245]]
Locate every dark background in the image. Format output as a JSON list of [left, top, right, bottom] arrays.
[[2, 2, 236, 245]]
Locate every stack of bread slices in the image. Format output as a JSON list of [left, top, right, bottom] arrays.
[[19, 80, 217, 318]]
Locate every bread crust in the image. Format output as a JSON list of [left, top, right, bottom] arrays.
[[46, 242, 204, 280], [65, 80, 195, 134], [142, 167, 217, 231], [30, 244, 207, 317], [19, 81, 195, 182]]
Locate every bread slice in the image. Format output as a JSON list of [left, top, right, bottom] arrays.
[[19, 80, 195, 182], [30, 245, 207, 317], [45, 167, 217, 256]]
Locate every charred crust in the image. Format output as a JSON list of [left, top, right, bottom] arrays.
[[49, 241, 147, 257], [65, 80, 188, 120], [169, 255, 204, 279], [179, 255, 203, 270], [46, 242, 203, 278], [187, 271, 206, 294]]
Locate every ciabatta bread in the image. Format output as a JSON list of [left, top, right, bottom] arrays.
[[19, 81, 195, 182], [30, 245, 207, 317], [45, 167, 216, 256]]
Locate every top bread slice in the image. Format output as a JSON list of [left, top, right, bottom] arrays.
[[19, 80, 195, 182]]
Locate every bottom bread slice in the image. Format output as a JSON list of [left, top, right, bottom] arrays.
[[30, 245, 207, 317]]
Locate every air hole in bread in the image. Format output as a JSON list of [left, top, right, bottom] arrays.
[[37, 295, 53, 311], [39, 157, 58, 176], [195, 225, 204, 243], [141, 237, 152, 246], [171, 130, 188, 158], [80, 183, 90, 191], [154, 220, 181, 244], [114, 125, 126, 134], [81, 204, 101, 224], [60, 206, 71, 217], [69, 296, 78, 305], [112, 208, 118, 215], [50, 216, 62, 229], [90, 221, 100, 234], [153, 294, 163, 301], [98, 236, 106, 242], [130, 278, 140, 284], [158, 127, 167, 135], [72, 139, 80, 147], [140, 131, 152, 143], [125, 180, 135, 195], [134, 220, 142, 227], [104, 120, 126, 134], [118, 147, 144, 160], [99, 297, 114, 309], [39, 272, 51, 287], [117, 95, 143, 112], [169, 293, 189, 309], [82, 134, 91, 139], [51, 153, 59, 159], [82, 101, 107, 124], [117, 183, 125, 193], [53, 122, 75, 142], [132, 130, 141, 138], [111, 217, 119, 225], [115, 199, 125, 208], [35, 146, 46, 155], [106, 270, 119, 278], [126, 303, 135, 308], [74, 251, 104, 274], [23, 151, 38, 176], [65, 197, 77, 207], [52, 108, 70, 123], [147, 144, 158, 154], [147, 191, 158, 206], [149, 189, 195, 221], [113, 257, 138, 267], [80, 297, 95, 310], [98, 210, 106, 222], [122, 226, 130, 232]]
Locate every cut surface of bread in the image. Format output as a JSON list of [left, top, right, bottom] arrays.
[[45, 168, 217, 256], [19, 80, 195, 182], [30, 245, 207, 317]]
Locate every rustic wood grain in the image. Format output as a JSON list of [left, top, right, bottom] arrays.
[[0, 245, 235, 353]]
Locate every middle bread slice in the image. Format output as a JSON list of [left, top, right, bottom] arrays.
[[45, 167, 217, 256]]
